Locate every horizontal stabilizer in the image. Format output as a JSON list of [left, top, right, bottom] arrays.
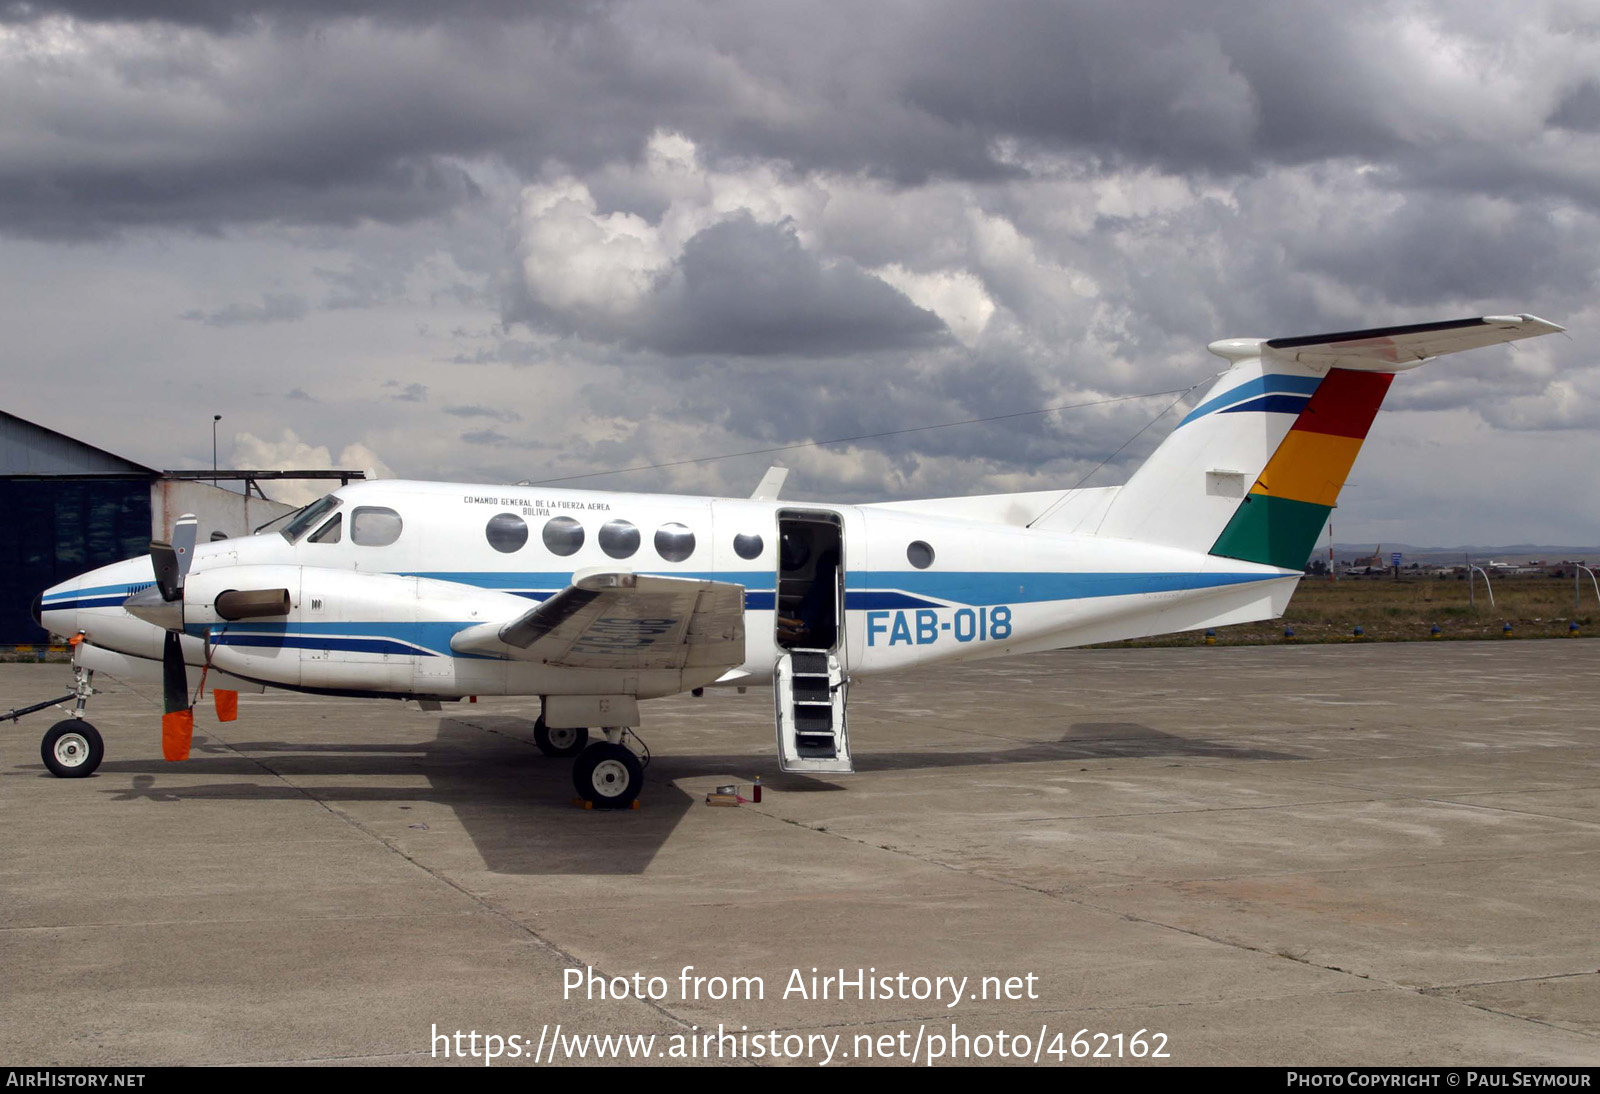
[[1255, 314, 1563, 371], [451, 568, 746, 671]]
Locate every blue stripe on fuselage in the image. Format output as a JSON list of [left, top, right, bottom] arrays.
[[413, 569, 1276, 608], [213, 632, 441, 657]]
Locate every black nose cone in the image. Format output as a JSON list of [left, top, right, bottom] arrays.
[[30, 593, 43, 629]]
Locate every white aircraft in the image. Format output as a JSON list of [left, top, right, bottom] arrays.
[[25, 314, 1563, 808]]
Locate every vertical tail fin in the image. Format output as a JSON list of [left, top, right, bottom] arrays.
[[1066, 348, 1322, 553], [1063, 315, 1563, 568]]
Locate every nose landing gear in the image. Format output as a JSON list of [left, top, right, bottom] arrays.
[[6, 664, 104, 778], [41, 720, 104, 778]]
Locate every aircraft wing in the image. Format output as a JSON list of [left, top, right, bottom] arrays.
[[450, 569, 745, 671], [1262, 314, 1564, 371]]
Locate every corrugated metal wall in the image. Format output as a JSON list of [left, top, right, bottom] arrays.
[[0, 412, 152, 477]]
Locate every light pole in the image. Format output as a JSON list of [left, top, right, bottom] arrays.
[[212, 414, 221, 474]]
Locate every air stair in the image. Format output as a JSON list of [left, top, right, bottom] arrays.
[[773, 649, 852, 774]]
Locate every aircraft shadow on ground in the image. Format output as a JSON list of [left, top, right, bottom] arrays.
[[69, 715, 1301, 876]]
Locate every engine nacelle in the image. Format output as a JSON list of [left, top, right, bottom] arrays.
[[181, 564, 527, 695]]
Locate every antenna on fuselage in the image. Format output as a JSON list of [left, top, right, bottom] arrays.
[[750, 466, 788, 501]]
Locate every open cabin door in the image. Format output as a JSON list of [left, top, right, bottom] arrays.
[[772, 510, 851, 773]]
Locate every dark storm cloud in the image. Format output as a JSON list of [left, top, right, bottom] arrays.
[[0, 1, 596, 31], [1294, 193, 1600, 307], [509, 214, 952, 357], [1551, 82, 1600, 131], [651, 217, 950, 357], [3, 1, 1595, 239]]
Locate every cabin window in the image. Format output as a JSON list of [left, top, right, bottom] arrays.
[[654, 523, 695, 563], [281, 495, 341, 543], [907, 540, 934, 569], [308, 514, 342, 543], [542, 516, 584, 556], [598, 519, 640, 559], [733, 532, 764, 560], [351, 506, 403, 547], [485, 513, 528, 554]]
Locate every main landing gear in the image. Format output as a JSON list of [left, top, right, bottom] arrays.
[[573, 739, 644, 809], [4, 665, 104, 779], [532, 718, 647, 809], [532, 716, 588, 758]]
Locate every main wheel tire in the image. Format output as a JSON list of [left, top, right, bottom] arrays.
[[534, 717, 589, 758], [572, 742, 643, 809], [41, 720, 104, 778]]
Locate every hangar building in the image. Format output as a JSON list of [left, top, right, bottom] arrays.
[[1, 411, 356, 646]]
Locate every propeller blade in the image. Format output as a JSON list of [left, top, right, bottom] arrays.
[[150, 541, 182, 602], [171, 514, 198, 585], [150, 514, 199, 604], [160, 631, 194, 762], [161, 631, 189, 714]]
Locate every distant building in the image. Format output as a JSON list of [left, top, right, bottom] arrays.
[[1352, 546, 1384, 568]]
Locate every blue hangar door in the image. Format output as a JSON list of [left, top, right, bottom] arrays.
[[0, 478, 152, 644]]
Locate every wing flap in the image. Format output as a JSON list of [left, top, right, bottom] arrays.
[[1263, 314, 1563, 371], [451, 569, 746, 672]]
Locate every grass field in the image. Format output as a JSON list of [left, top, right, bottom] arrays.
[[1111, 573, 1599, 647]]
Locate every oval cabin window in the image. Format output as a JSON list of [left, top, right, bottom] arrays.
[[542, 516, 585, 557], [654, 523, 696, 563], [598, 519, 640, 559], [485, 513, 528, 554]]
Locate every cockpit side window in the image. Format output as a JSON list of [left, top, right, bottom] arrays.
[[308, 514, 342, 543], [281, 495, 342, 543], [351, 506, 403, 547]]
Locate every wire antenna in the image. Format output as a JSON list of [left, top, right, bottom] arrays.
[[527, 386, 1196, 487]]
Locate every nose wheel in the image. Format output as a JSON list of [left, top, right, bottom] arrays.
[[41, 720, 104, 778], [571, 738, 644, 809]]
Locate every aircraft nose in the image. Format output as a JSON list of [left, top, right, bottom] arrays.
[[31, 593, 42, 629]]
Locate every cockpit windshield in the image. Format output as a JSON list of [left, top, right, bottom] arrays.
[[278, 495, 343, 543]]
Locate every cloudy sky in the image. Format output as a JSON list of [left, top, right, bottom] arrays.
[[2, 0, 1597, 545]]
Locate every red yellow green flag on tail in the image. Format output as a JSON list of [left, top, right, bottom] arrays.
[[1210, 368, 1394, 570]]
